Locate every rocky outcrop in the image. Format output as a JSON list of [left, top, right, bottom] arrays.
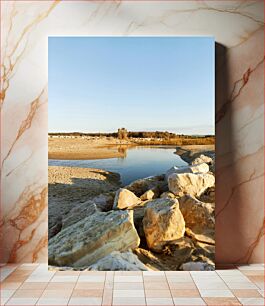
[[113, 188, 141, 210], [198, 187, 215, 203], [49, 216, 62, 239], [91, 192, 115, 211], [168, 172, 215, 197], [192, 241, 215, 265], [140, 187, 160, 201], [50, 193, 115, 237], [191, 154, 215, 172], [133, 206, 146, 238], [125, 175, 167, 197], [191, 154, 213, 166], [163, 237, 196, 262], [164, 237, 215, 266], [49, 210, 140, 267], [179, 195, 214, 244], [160, 191, 175, 199], [48, 167, 121, 240], [185, 228, 215, 245], [49, 150, 215, 271], [175, 146, 215, 165], [143, 198, 185, 252], [179, 195, 214, 230], [88, 251, 149, 271], [62, 202, 99, 229], [165, 163, 209, 180]]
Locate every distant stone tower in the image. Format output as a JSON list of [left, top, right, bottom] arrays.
[[118, 128, 128, 140]]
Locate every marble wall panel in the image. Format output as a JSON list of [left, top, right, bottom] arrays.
[[0, 0, 264, 263]]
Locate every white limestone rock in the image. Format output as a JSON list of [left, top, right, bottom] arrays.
[[168, 172, 215, 197], [143, 198, 185, 252]]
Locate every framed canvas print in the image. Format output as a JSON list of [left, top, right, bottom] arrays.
[[48, 37, 215, 271]]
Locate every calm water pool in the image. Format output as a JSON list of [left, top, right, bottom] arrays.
[[48, 146, 187, 185]]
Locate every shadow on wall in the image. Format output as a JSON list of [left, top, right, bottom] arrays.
[[215, 42, 229, 265], [215, 42, 252, 265]]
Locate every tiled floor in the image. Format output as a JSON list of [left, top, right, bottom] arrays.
[[0, 264, 264, 305]]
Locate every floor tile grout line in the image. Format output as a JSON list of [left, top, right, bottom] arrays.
[[143, 271, 147, 306], [143, 271, 151, 306], [1, 286, 15, 305], [218, 269, 251, 281], [73, 271, 81, 290], [232, 293, 245, 306], [199, 267, 250, 306], [1, 264, 37, 285], [1, 264, 47, 305], [141, 271, 145, 306], [101, 271, 107, 306], [190, 270, 232, 294], [101, 271, 105, 306], [10, 264, 50, 306], [164, 270, 175, 305], [65, 294, 72, 306], [1, 265, 265, 305], [69, 270, 83, 305], [218, 275, 260, 291], [101, 271, 112, 305], [109, 272, 114, 306], [201, 296, 243, 306], [142, 271, 165, 305]]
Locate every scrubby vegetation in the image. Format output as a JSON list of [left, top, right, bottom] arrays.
[[117, 128, 128, 140], [49, 129, 215, 146], [134, 137, 215, 146]]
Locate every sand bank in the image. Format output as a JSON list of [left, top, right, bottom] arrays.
[[49, 137, 133, 160], [49, 137, 215, 160]]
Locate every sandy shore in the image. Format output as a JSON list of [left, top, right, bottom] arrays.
[[49, 137, 133, 160], [49, 165, 121, 186], [49, 137, 215, 160], [48, 166, 121, 238]]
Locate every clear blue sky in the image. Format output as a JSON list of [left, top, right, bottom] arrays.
[[48, 37, 214, 135]]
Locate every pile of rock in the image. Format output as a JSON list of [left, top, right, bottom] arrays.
[[49, 154, 215, 271]]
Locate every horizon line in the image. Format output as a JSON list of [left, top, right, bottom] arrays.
[[48, 131, 215, 136]]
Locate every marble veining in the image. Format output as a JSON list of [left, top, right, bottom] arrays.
[[0, 0, 264, 264]]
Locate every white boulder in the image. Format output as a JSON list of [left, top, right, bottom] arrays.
[[143, 198, 185, 252], [168, 172, 215, 197], [192, 154, 213, 166], [165, 163, 209, 181], [49, 210, 140, 267]]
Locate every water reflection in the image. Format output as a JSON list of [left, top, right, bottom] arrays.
[[49, 146, 187, 185], [117, 145, 128, 159]]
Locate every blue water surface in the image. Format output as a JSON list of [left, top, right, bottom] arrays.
[[48, 146, 187, 185]]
